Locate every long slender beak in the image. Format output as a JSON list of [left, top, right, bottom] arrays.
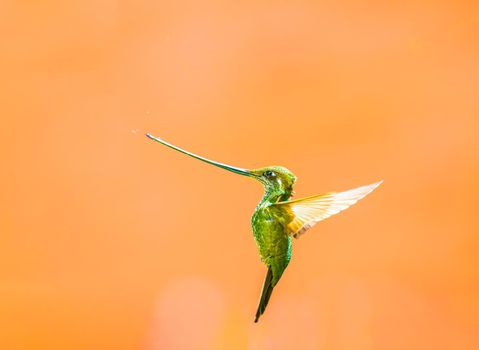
[[146, 133, 254, 177]]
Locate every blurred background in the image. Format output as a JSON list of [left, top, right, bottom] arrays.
[[1, 1, 479, 349]]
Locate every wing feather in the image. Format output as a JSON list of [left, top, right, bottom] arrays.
[[273, 181, 382, 238]]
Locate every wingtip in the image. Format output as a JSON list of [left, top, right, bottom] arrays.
[[366, 180, 383, 193], [353, 180, 383, 198]]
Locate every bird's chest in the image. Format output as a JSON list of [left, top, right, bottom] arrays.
[[251, 206, 291, 263], [251, 206, 287, 244], [252, 206, 275, 231]]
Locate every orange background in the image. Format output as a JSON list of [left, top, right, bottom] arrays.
[[1, 1, 479, 349]]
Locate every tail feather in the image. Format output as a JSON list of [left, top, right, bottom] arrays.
[[254, 267, 274, 323]]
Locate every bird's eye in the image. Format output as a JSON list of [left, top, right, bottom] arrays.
[[264, 170, 275, 177]]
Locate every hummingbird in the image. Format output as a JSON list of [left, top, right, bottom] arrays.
[[146, 133, 382, 322]]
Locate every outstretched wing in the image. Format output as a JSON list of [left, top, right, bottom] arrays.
[[272, 181, 382, 238]]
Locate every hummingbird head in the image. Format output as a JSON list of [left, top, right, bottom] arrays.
[[248, 166, 297, 194]]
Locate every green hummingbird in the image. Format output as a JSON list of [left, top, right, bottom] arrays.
[[146, 133, 382, 322]]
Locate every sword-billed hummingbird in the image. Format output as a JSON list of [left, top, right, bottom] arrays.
[[146, 133, 382, 322]]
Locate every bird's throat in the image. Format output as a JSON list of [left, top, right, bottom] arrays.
[[259, 186, 293, 206]]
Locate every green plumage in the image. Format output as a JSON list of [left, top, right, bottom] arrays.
[[145, 133, 382, 323], [251, 177, 295, 322]]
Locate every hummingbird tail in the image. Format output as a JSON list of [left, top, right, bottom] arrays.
[[254, 266, 274, 323]]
